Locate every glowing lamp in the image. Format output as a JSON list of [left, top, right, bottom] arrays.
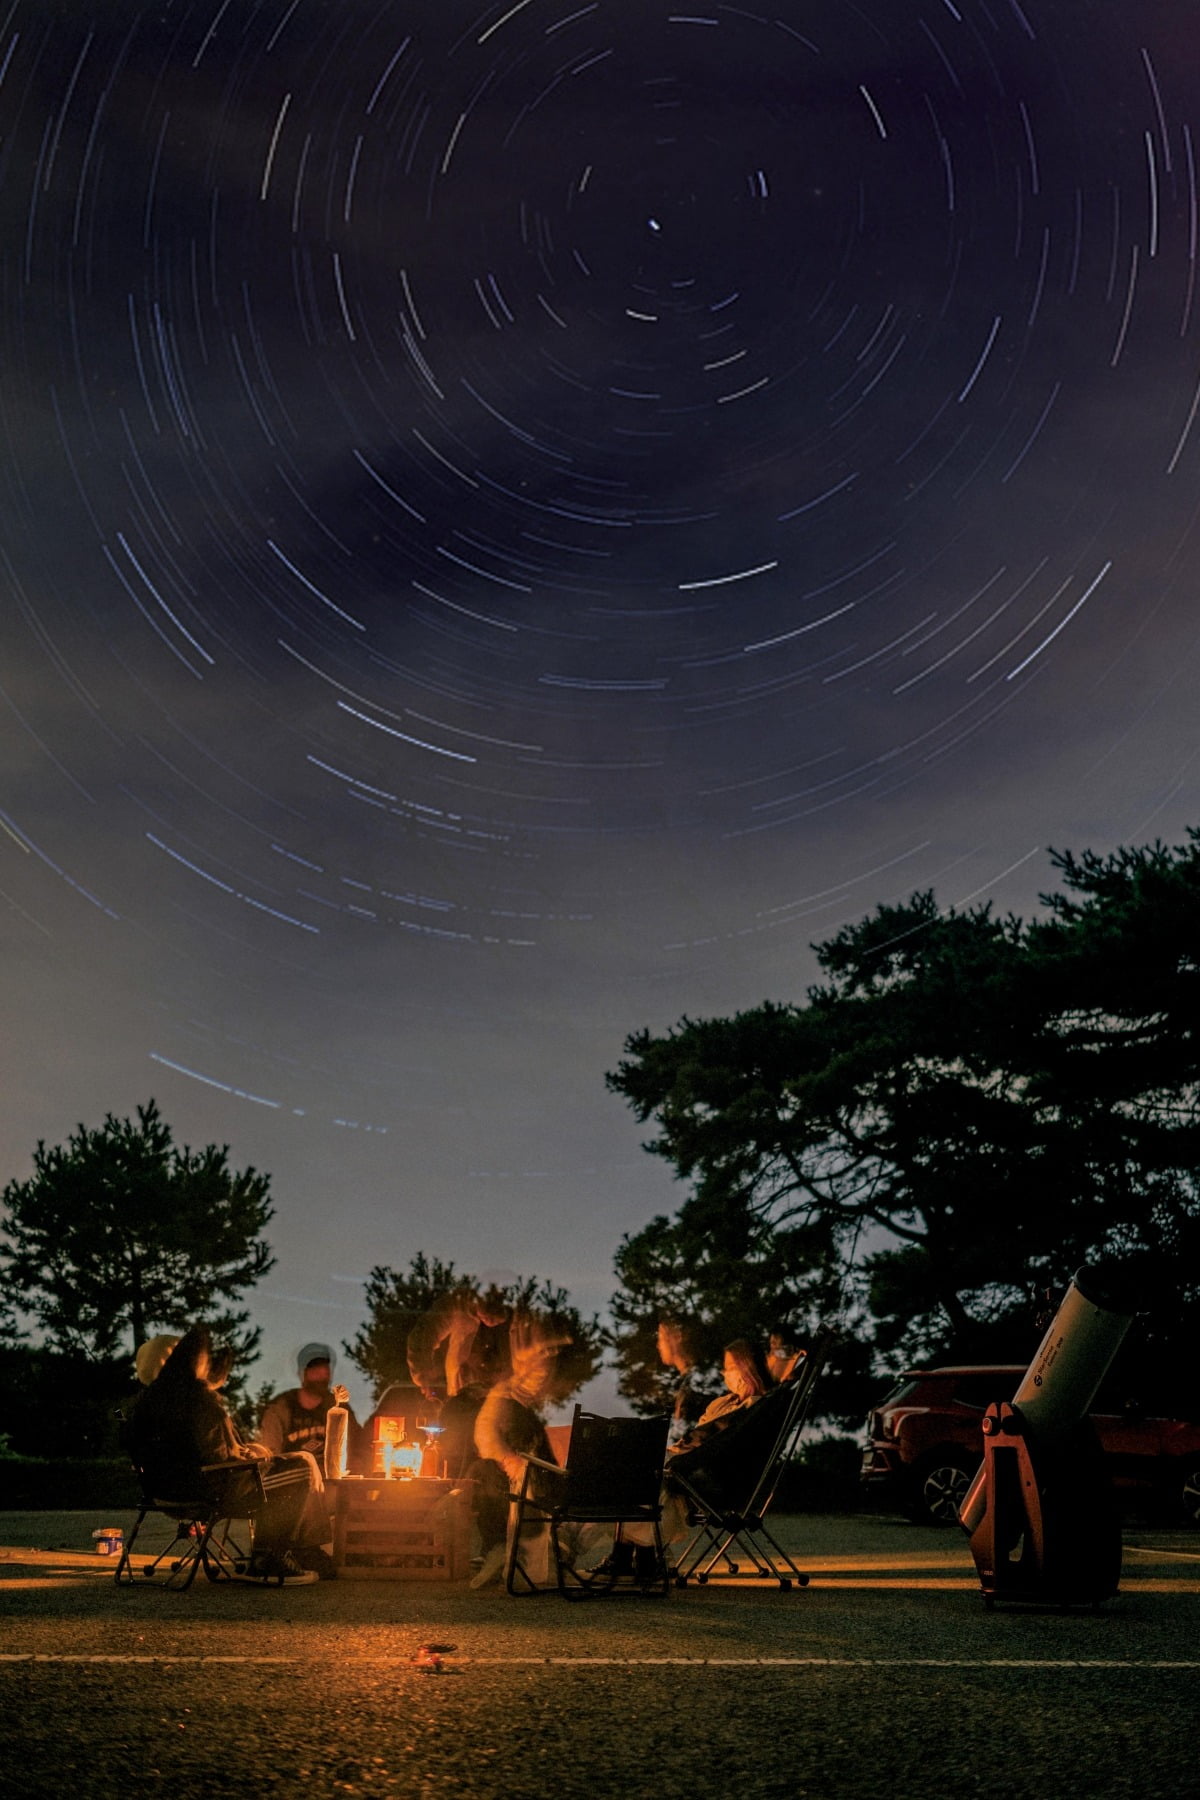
[[382, 1439, 424, 1480]]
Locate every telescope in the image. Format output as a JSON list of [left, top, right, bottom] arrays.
[[959, 1265, 1137, 1609]]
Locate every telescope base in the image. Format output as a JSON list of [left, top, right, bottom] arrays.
[[967, 1405, 1122, 1611]]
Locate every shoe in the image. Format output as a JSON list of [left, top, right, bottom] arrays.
[[593, 1539, 635, 1580], [469, 1543, 507, 1590], [236, 1552, 319, 1586], [296, 1547, 337, 1580]]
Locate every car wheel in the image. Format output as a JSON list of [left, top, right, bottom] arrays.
[[1181, 1462, 1200, 1525], [910, 1453, 978, 1525]]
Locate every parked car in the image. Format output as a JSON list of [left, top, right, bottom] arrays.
[[860, 1364, 1200, 1524]]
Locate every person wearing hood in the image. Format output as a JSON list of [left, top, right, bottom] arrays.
[[125, 1324, 330, 1584], [257, 1342, 361, 1468], [133, 1334, 181, 1388]]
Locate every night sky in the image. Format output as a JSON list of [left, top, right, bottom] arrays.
[[3, 1, 1199, 1403]]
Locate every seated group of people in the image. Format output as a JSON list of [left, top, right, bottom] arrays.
[[123, 1295, 806, 1590], [463, 1310, 807, 1588], [125, 1328, 347, 1585]]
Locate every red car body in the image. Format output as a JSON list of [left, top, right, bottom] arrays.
[[860, 1364, 1200, 1524]]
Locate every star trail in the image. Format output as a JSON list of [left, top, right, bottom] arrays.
[[2, 1, 1198, 1381]]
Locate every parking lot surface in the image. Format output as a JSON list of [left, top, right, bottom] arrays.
[[2, 1510, 1197, 1799]]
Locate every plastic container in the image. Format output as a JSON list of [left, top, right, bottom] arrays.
[[93, 1527, 124, 1556]]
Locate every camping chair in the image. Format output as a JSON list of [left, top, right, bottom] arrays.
[[504, 1408, 671, 1598], [668, 1327, 837, 1590], [115, 1458, 267, 1590]]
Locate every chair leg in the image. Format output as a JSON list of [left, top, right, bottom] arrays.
[[201, 1519, 252, 1581], [165, 1523, 208, 1590], [680, 1517, 810, 1587], [114, 1508, 149, 1585]]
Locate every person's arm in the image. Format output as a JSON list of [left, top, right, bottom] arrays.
[[668, 1392, 740, 1456], [474, 1391, 536, 1492], [192, 1387, 245, 1464], [255, 1394, 289, 1456]]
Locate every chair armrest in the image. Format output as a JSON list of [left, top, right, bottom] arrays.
[[521, 1453, 564, 1477], [201, 1460, 268, 1505]]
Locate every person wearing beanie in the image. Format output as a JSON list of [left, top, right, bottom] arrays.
[[257, 1342, 361, 1469], [134, 1334, 181, 1387]]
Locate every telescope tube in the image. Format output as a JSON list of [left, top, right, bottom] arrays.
[[1012, 1264, 1137, 1446], [959, 1264, 1137, 1534]]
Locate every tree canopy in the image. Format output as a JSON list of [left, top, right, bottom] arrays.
[[0, 1100, 275, 1367], [607, 834, 1200, 1400], [344, 1252, 606, 1404]]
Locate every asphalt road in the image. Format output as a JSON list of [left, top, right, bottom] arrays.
[[2, 1510, 1197, 1800]]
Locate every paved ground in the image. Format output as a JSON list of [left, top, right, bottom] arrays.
[[2, 1509, 1197, 1799]]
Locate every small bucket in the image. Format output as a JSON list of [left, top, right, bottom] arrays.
[[93, 1527, 124, 1556]]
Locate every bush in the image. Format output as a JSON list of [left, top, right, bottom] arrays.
[[0, 1456, 140, 1510], [774, 1435, 864, 1512]]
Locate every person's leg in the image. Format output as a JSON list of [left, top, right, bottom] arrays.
[[465, 1456, 511, 1588], [254, 1452, 327, 1554], [437, 1391, 485, 1480]]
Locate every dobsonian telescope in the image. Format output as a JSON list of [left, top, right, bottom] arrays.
[[959, 1265, 1138, 1610]]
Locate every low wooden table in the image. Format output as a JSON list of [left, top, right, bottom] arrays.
[[329, 1476, 472, 1581]]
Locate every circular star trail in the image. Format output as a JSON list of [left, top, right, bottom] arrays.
[[1, 2, 1199, 1315]]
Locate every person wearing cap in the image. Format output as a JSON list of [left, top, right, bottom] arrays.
[[256, 1342, 361, 1469]]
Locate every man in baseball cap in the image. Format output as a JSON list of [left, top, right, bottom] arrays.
[[257, 1342, 359, 1467]]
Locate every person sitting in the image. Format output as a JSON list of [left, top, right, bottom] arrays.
[[656, 1315, 709, 1447], [670, 1338, 772, 1455], [257, 1341, 361, 1471], [766, 1328, 807, 1385], [467, 1310, 575, 1589], [125, 1323, 330, 1584], [620, 1337, 775, 1570]]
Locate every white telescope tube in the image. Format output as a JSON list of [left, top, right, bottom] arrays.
[[959, 1264, 1137, 1534], [1013, 1265, 1136, 1447]]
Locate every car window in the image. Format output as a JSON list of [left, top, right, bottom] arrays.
[[952, 1372, 1020, 1410], [877, 1378, 922, 1408]]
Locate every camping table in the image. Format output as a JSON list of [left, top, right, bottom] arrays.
[[329, 1475, 472, 1580]]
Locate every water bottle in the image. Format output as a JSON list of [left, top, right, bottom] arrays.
[[324, 1387, 350, 1480]]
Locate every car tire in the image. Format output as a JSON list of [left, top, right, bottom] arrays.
[[908, 1451, 979, 1525], [1180, 1461, 1200, 1526]]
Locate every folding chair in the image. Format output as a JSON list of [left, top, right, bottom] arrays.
[[669, 1327, 836, 1590], [505, 1407, 671, 1598], [115, 1459, 267, 1590]]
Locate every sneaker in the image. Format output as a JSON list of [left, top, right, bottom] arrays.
[[594, 1539, 635, 1579], [236, 1552, 319, 1586], [296, 1547, 337, 1580], [274, 1552, 320, 1586]]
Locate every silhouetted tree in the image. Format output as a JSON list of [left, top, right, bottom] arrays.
[[608, 834, 1200, 1380], [0, 1100, 275, 1371], [344, 1252, 605, 1403]]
